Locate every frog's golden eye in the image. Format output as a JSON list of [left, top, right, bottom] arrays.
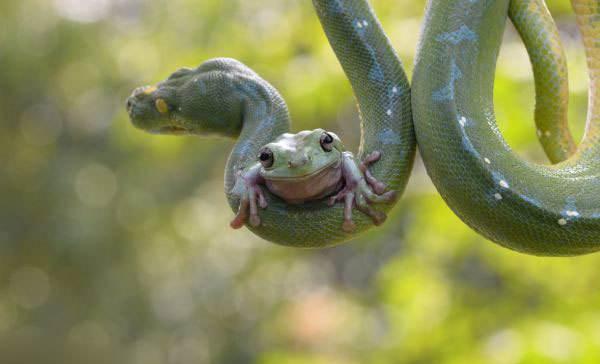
[[155, 99, 169, 114]]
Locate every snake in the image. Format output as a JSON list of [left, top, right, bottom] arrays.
[[126, 0, 415, 247], [126, 0, 599, 254], [413, 0, 600, 255]]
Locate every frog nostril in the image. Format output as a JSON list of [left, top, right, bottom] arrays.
[[288, 155, 309, 168]]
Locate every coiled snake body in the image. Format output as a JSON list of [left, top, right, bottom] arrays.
[[127, 0, 600, 255], [413, 0, 600, 256]]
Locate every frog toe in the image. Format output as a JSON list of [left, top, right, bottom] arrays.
[[355, 194, 387, 225], [255, 187, 268, 208], [362, 186, 396, 204], [230, 197, 250, 229], [342, 219, 356, 232], [249, 214, 261, 227]]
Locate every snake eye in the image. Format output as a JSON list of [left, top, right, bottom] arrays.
[[155, 98, 169, 114], [258, 148, 274, 168], [320, 132, 334, 152]]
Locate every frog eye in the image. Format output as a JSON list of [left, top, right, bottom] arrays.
[[155, 98, 169, 114], [320, 132, 334, 152], [258, 148, 274, 168]]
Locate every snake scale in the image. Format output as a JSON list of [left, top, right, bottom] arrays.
[[127, 0, 599, 255]]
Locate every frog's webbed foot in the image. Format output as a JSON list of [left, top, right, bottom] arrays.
[[328, 151, 396, 232], [360, 151, 388, 194], [229, 166, 267, 229]]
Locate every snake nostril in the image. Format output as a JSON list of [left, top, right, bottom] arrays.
[[126, 98, 134, 112]]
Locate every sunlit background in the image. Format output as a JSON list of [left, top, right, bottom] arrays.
[[1, 0, 598, 363]]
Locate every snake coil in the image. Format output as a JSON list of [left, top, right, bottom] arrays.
[[128, 0, 600, 254], [413, 0, 600, 255]]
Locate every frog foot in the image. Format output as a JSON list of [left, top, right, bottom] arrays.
[[229, 166, 267, 229], [328, 151, 396, 232]]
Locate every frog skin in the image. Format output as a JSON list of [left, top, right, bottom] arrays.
[[228, 129, 396, 232]]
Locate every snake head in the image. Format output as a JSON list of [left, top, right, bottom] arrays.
[[126, 59, 253, 137], [126, 75, 184, 134]]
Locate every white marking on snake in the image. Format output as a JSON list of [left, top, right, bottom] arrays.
[[378, 128, 401, 145], [494, 193, 502, 200], [558, 218, 567, 226], [386, 109, 392, 116], [499, 180, 509, 189], [484, 158, 491, 164]]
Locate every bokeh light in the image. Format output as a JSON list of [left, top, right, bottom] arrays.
[[53, 0, 112, 23]]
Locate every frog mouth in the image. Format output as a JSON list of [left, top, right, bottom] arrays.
[[265, 159, 342, 181]]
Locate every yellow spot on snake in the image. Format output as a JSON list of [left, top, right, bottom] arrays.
[[144, 86, 157, 95], [155, 99, 169, 114]]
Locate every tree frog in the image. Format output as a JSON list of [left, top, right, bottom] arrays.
[[229, 129, 395, 232]]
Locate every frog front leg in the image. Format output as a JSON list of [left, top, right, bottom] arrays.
[[229, 164, 268, 229], [328, 151, 396, 232]]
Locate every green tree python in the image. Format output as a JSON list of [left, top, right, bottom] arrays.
[[126, 0, 599, 255]]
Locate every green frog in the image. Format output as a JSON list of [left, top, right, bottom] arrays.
[[228, 129, 396, 232]]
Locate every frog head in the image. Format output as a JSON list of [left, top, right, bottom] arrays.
[[258, 129, 345, 180]]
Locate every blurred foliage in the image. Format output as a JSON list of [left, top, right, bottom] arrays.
[[0, 0, 597, 363]]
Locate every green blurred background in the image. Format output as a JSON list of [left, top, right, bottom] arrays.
[[1, 0, 598, 363]]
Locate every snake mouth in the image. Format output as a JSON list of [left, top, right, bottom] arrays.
[[153, 125, 189, 134]]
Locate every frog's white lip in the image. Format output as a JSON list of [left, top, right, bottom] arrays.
[[264, 158, 341, 181]]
